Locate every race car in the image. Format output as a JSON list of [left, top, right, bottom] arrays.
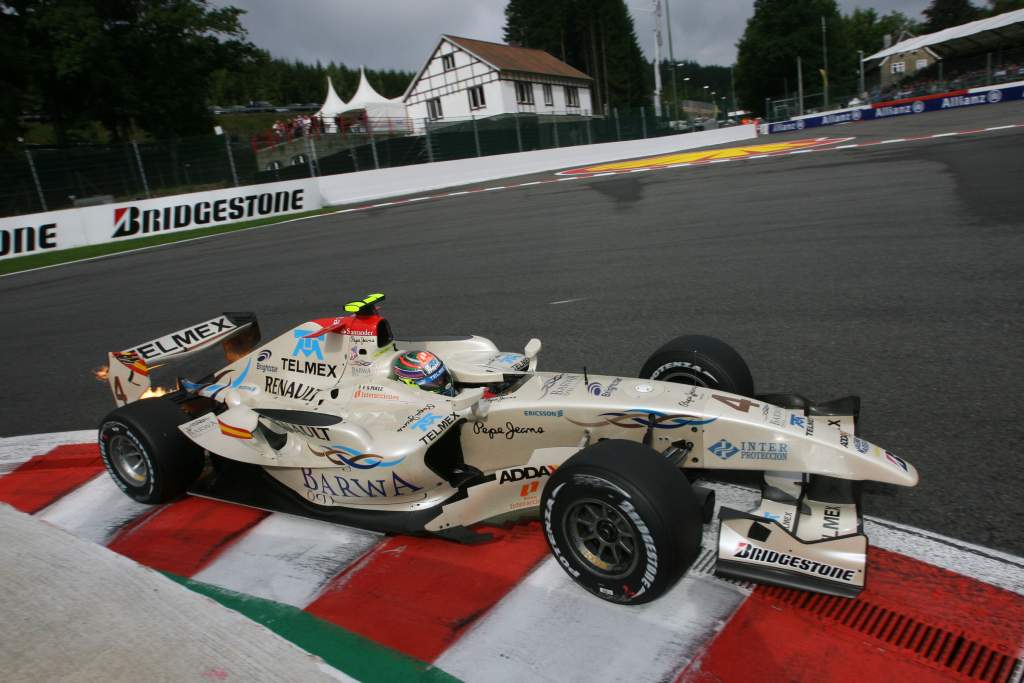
[[98, 293, 918, 604]]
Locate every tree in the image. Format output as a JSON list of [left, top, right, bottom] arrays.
[[1, 0, 253, 143], [734, 0, 849, 115], [922, 0, 982, 32], [504, 0, 650, 110], [843, 9, 921, 56], [986, 0, 1024, 14]]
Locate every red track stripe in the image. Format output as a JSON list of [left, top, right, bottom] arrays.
[[0, 444, 104, 513], [306, 522, 550, 662], [106, 496, 269, 576], [677, 548, 1024, 682]]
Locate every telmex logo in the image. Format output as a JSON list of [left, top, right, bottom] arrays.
[[557, 138, 850, 175]]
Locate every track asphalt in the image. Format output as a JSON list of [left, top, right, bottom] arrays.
[[1, 102, 1022, 556]]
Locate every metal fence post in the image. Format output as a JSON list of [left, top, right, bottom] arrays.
[[368, 125, 380, 170], [640, 107, 647, 139], [553, 118, 560, 148], [424, 119, 435, 163], [614, 108, 621, 141], [472, 115, 481, 157], [586, 117, 593, 145], [304, 133, 319, 177], [349, 136, 360, 172], [224, 133, 240, 186], [24, 147, 47, 212], [131, 141, 151, 198], [514, 114, 523, 152]]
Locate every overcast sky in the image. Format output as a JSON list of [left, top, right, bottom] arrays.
[[219, 0, 934, 71]]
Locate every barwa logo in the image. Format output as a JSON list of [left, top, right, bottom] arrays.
[[112, 188, 305, 238]]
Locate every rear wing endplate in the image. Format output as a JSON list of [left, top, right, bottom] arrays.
[[107, 312, 259, 406]]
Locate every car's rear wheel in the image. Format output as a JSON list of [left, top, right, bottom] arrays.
[[542, 439, 703, 605], [98, 398, 205, 504], [639, 334, 754, 396]]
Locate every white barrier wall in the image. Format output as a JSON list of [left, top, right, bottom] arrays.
[[1, 125, 757, 263], [0, 179, 321, 262], [316, 125, 758, 206]]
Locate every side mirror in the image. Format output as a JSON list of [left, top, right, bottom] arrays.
[[525, 338, 541, 371], [452, 386, 485, 412]]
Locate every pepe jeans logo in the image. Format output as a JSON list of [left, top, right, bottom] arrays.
[[987, 89, 1003, 104], [912, 100, 926, 113]]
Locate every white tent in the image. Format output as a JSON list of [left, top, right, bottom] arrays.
[[342, 67, 408, 120], [316, 76, 348, 129]]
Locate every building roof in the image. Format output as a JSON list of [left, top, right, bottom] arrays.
[[864, 9, 1024, 64], [444, 35, 592, 81]]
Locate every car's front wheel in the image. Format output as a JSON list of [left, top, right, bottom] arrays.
[[541, 439, 703, 605], [98, 397, 205, 504], [639, 334, 754, 396]]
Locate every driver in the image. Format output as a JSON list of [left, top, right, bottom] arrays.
[[391, 350, 457, 397]]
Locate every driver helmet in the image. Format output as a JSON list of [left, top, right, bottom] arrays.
[[391, 350, 456, 396]]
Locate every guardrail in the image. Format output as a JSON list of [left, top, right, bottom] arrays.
[[762, 80, 1024, 135], [1, 125, 758, 263]]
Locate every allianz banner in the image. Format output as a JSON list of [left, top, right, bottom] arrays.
[[768, 81, 1024, 135], [1, 178, 321, 262]]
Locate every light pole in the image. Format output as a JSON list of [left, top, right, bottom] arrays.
[[665, 0, 678, 121], [680, 73, 690, 121], [858, 49, 865, 97]]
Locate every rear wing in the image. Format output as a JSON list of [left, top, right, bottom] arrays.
[[106, 312, 260, 406]]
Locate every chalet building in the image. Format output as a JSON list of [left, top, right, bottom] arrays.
[[403, 35, 594, 123]]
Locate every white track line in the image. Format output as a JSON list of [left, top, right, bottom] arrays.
[[193, 513, 379, 608], [437, 560, 745, 683], [37, 474, 152, 545]]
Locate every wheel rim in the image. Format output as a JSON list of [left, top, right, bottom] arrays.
[[109, 433, 149, 487], [564, 499, 639, 579]]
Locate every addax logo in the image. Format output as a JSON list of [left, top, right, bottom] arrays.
[[291, 329, 324, 360], [709, 439, 739, 460]]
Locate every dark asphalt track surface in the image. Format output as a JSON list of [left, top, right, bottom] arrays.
[[2, 102, 1023, 556]]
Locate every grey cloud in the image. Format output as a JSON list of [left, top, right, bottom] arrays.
[[220, 0, 934, 71]]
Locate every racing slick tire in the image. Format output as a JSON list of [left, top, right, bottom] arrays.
[[542, 439, 703, 605], [98, 397, 205, 504], [639, 334, 754, 396]]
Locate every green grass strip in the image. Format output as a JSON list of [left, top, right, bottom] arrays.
[[164, 573, 461, 683], [0, 206, 337, 276]]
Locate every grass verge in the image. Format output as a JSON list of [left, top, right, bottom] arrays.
[[165, 573, 460, 683], [0, 206, 337, 277]]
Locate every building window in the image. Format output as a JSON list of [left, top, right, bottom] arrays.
[[442, 53, 455, 71], [468, 85, 486, 110], [890, 61, 905, 74], [427, 97, 443, 120], [565, 86, 580, 108], [915, 58, 928, 70], [515, 81, 534, 104], [543, 84, 553, 106]]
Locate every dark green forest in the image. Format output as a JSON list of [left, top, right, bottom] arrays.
[[1, 0, 1019, 146]]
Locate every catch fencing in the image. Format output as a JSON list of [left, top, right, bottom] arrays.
[[2, 106, 685, 219]]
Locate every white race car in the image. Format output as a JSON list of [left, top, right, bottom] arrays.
[[99, 293, 918, 604]]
